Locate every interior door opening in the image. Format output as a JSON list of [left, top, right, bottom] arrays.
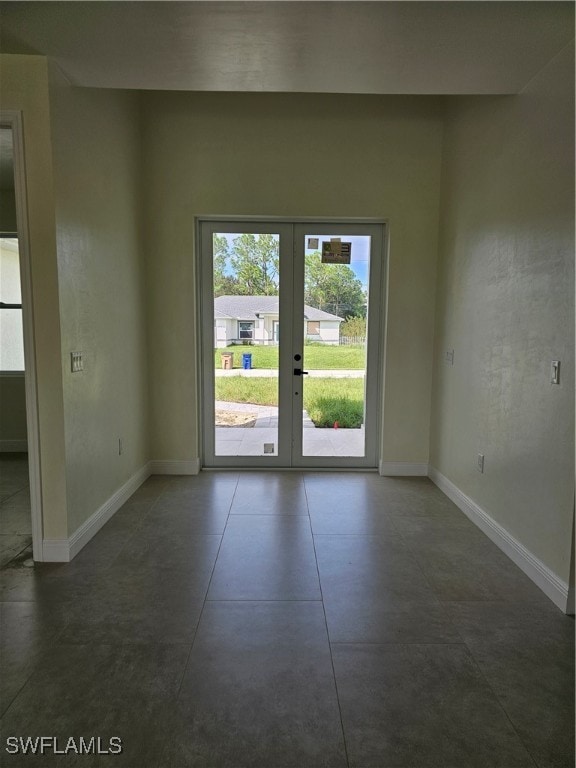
[[0, 123, 38, 566], [200, 220, 385, 469]]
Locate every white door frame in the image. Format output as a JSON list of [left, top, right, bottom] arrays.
[[199, 220, 295, 468], [291, 222, 385, 469], [197, 217, 387, 470], [1, 111, 43, 560]]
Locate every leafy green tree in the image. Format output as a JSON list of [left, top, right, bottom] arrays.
[[214, 239, 366, 317], [229, 234, 279, 295], [213, 235, 240, 296], [304, 252, 366, 317]]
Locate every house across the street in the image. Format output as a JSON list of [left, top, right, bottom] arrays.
[[214, 295, 344, 347]]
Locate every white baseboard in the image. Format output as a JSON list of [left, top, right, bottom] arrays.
[[41, 459, 202, 562], [42, 463, 152, 562], [428, 466, 571, 614], [41, 539, 70, 562], [149, 459, 200, 475], [0, 439, 28, 453], [379, 461, 429, 477]]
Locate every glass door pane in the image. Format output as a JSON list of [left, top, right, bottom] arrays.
[[201, 220, 383, 469], [212, 232, 281, 458], [300, 234, 371, 458]]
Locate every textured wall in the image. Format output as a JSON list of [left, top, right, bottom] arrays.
[[430, 44, 575, 583], [0, 55, 67, 539], [142, 92, 443, 464], [49, 67, 149, 535]]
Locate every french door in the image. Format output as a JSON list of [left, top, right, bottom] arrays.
[[199, 219, 385, 468]]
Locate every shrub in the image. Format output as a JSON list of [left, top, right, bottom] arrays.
[[306, 395, 364, 429], [340, 316, 366, 338]]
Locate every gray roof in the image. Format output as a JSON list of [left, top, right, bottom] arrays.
[[214, 295, 343, 322]]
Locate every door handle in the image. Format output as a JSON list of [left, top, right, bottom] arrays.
[[293, 368, 309, 376]]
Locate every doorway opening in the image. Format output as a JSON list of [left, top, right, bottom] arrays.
[[0, 115, 42, 564], [0, 234, 30, 566], [199, 220, 386, 469]]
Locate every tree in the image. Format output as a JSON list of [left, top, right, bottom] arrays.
[[229, 234, 279, 295], [213, 239, 366, 317], [213, 235, 240, 296], [304, 252, 366, 317]]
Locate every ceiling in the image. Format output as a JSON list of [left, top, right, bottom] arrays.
[[0, 2, 573, 95]]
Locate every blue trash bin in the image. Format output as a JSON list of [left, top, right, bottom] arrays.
[[242, 353, 252, 370]]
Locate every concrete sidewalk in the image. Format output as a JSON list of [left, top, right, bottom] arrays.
[[215, 369, 365, 378], [214, 400, 314, 428], [214, 400, 364, 457], [215, 424, 365, 457]]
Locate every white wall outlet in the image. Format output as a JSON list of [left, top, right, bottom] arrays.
[[551, 360, 560, 385], [445, 349, 454, 366], [70, 351, 83, 373], [477, 453, 485, 473]]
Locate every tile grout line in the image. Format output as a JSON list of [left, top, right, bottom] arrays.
[[90, 480, 171, 574], [388, 516, 471, 642], [204, 598, 323, 602], [0, 481, 30, 507], [174, 472, 240, 702], [390, 500, 541, 767], [329, 640, 468, 646], [458, 638, 541, 768], [0, 539, 33, 570], [0, 479, 176, 715], [0, 480, 32, 569], [303, 476, 351, 768]]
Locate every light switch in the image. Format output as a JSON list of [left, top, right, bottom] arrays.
[[551, 360, 560, 385], [445, 350, 454, 366], [71, 351, 83, 373]]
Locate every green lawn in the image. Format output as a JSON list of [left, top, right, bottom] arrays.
[[215, 377, 365, 428], [215, 344, 365, 370]]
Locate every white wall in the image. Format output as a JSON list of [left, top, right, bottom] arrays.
[[430, 44, 575, 590], [142, 93, 443, 463], [318, 322, 340, 344], [0, 55, 68, 540], [49, 67, 150, 535], [215, 318, 228, 348], [261, 316, 273, 344]]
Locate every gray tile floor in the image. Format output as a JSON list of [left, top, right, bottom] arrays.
[[0, 471, 573, 767], [0, 454, 32, 569]]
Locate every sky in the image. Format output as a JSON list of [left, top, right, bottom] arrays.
[[219, 232, 371, 289], [304, 234, 371, 289]]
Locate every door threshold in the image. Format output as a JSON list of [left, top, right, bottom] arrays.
[[201, 466, 379, 472]]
